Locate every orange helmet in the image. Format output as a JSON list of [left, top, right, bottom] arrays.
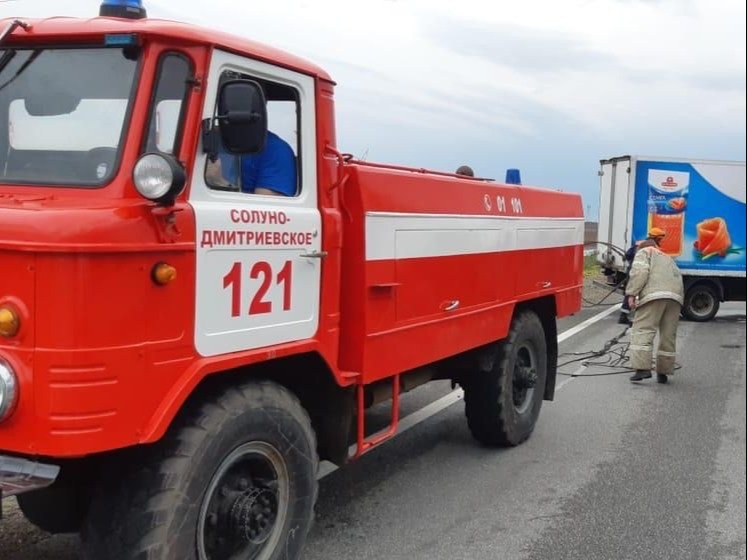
[[648, 227, 666, 238]]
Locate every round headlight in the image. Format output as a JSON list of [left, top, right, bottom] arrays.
[[133, 153, 186, 205], [0, 358, 19, 423], [133, 153, 175, 200]]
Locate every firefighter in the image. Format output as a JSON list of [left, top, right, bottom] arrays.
[[618, 236, 651, 324], [625, 227, 684, 383], [618, 239, 643, 325]]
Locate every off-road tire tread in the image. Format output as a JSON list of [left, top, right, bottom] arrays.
[[80, 380, 318, 560], [464, 311, 546, 447]]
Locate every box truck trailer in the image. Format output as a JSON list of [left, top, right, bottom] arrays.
[[597, 155, 746, 321]]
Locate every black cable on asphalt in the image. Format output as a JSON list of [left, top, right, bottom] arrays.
[[557, 326, 682, 377]]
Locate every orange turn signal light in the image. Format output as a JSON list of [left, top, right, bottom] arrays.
[[0, 306, 20, 337], [152, 262, 177, 285]]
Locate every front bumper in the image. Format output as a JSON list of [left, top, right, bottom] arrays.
[[0, 454, 59, 516]]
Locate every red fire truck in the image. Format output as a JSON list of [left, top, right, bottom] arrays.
[[0, 2, 584, 558]]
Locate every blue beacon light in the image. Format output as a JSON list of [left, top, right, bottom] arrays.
[[505, 168, 522, 185], [99, 0, 147, 19]]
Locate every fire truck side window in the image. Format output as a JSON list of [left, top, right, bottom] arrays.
[[204, 70, 300, 197], [143, 53, 194, 156]]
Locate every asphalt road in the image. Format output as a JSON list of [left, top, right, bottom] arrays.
[[2, 297, 745, 560]]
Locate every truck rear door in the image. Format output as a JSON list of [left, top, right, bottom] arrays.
[[597, 156, 635, 271]]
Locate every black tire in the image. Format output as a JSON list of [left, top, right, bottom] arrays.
[[683, 283, 720, 322], [464, 310, 548, 447], [80, 380, 318, 560], [17, 483, 90, 534]]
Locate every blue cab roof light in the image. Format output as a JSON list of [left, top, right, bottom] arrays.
[[99, 0, 147, 19], [505, 168, 522, 185], [104, 33, 140, 46]]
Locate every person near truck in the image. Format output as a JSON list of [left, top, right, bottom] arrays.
[[625, 228, 684, 384], [205, 130, 297, 196], [618, 236, 649, 325]]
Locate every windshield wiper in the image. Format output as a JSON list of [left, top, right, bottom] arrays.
[[0, 49, 16, 75], [0, 49, 42, 93], [0, 19, 30, 76], [0, 19, 30, 45]]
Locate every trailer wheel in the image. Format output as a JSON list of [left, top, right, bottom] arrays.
[[683, 283, 720, 322], [464, 310, 548, 447], [80, 380, 318, 560]]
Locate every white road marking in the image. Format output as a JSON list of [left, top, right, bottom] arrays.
[[316, 390, 465, 479], [557, 304, 621, 343], [555, 365, 587, 392], [317, 303, 621, 479]]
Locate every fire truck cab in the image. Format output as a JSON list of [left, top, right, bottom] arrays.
[[0, 2, 585, 558]]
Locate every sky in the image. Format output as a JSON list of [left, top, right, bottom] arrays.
[[3, 0, 746, 219]]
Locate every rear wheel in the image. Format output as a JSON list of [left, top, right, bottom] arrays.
[[464, 310, 548, 447], [683, 283, 720, 322], [80, 380, 318, 560]]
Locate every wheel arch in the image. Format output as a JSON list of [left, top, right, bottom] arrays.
[[684, 276, 724, 301], [144, 352, 354, 467]]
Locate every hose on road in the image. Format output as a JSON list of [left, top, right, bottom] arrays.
[[557, 324, 682, 377]]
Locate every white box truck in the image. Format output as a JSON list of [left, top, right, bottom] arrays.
[[596, 155, 746, 321]]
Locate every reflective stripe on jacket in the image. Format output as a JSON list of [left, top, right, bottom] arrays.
[[625, 245, 685, 306]]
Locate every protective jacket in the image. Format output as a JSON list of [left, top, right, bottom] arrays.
[[625, 245, 684, 306]]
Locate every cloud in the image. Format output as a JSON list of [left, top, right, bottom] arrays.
[[680, 70, 747, 93], [423, 20, 619, 75], [3, 0, 744, 220]]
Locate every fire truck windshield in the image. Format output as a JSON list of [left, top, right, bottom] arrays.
[[0, 45, 140, 187]]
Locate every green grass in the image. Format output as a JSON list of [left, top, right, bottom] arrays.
[[583, 253, 600, 277]]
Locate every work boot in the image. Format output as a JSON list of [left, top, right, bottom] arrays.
[[657, 374, 668, 384], [630, 369, 652, 382]]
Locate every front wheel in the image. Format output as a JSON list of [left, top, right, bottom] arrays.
[[464, 310, 548, 447], [80, 380, 318, 560]]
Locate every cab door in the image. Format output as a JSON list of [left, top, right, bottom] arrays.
[[189, 49, 321, 357]]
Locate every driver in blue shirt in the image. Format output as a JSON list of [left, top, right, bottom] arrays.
[[205, 130, 296, 196]]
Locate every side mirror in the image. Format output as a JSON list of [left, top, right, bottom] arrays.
[[216, 79, 268, 154]]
